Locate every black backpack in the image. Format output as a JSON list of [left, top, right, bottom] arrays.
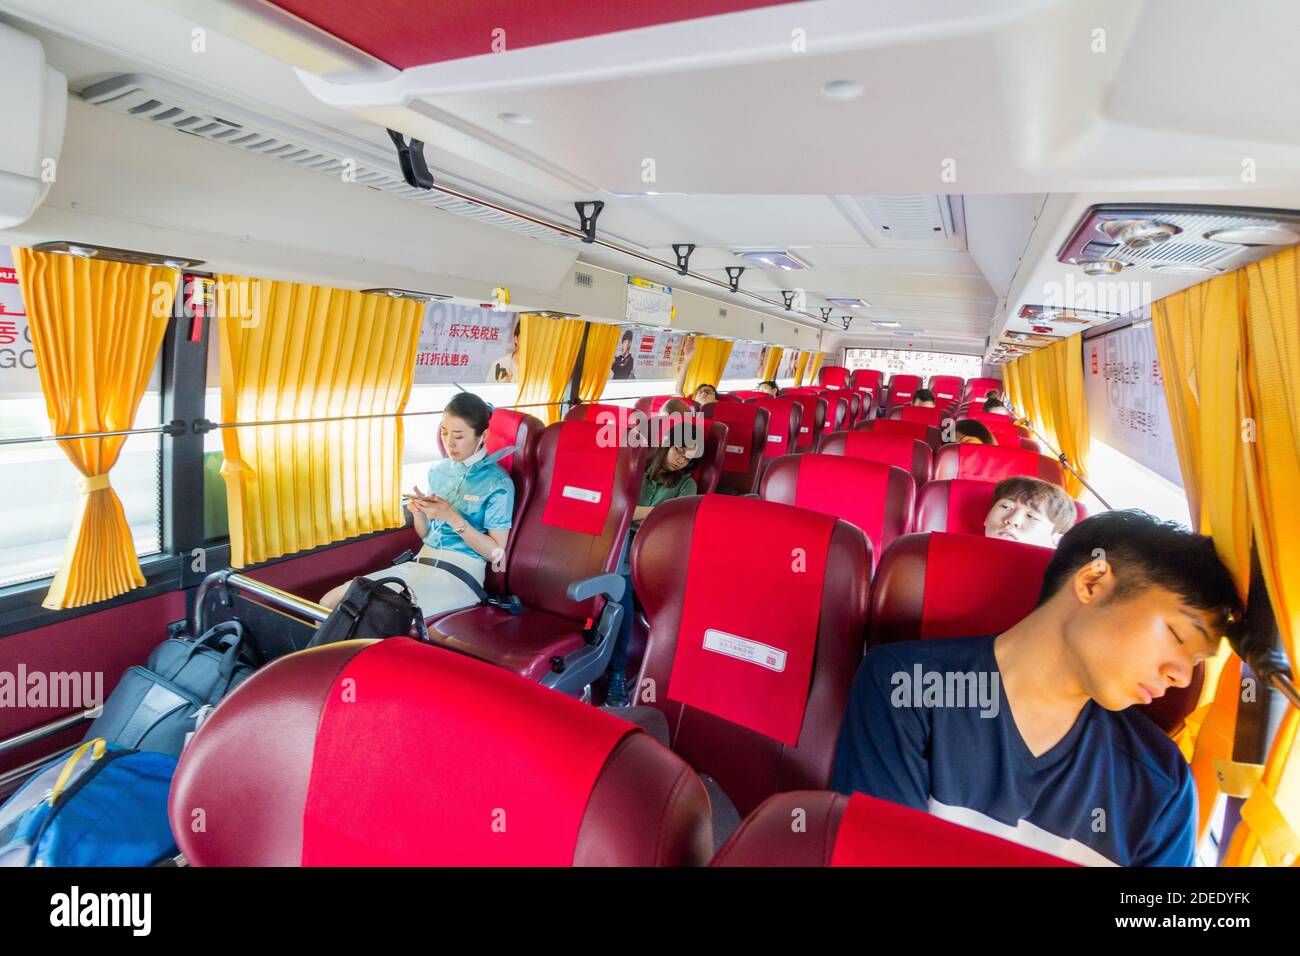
[[306, 576, 429, 649]]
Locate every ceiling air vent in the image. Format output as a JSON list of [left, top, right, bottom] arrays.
[[77, 73, 583, 249], [1058, 204, 1300, 275], [853, 195, 955, 241], [573, 271, 594, 288]]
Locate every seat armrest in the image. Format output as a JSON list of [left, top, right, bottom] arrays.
[[566, 573, 626, 603]]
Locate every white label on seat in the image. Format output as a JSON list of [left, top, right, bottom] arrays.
[[702, 629, 787, 672], [562, 485, 601, 503], [725, 444, 744, 454], [766, 435, 783, 443], [799, 426, 809, 433]]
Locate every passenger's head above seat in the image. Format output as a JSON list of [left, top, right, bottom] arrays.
[[912, 388, 936, 408], [441, 391, 493, 460], [757, 379, 780, 396], [983, 475, 1077, 547], [1035, 510, 1245, 713], [659, 397, 694, 416], [692, 383, 718, 406], [953, 420, 993, 444]]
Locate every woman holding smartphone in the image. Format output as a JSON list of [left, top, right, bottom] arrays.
[[320, 392, 515, 615]]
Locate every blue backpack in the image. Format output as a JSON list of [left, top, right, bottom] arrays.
[[0, 738, 178, 867]]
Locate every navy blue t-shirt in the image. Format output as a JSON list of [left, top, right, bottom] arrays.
[[831, 635, 1197, 866]]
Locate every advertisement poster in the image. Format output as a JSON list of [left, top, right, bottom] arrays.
[[609, 327, 687, 381], [843, 347, 982, 382], [413, 302, 519, 385], [720, 340, 765, 380], [0, 246, 39, 396], [1084, 325, 1182, 486]]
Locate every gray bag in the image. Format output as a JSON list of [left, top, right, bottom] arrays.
[[86, 621, 256, 756]]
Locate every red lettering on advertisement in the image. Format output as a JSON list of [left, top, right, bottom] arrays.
[[1090, 349, 1098, 374], [0, 320, 17, 345], [0, 267, 17, 284]]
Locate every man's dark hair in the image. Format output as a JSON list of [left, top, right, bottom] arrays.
[[914, 388, 935, 403], [620, 329, 634, 345], [983, 396, 1008, 412], [694, 383, 717, 398], [758, 380, 779, 391], [954, 419, 993, 443], [994, 476, 1077, 534], [1038, 510, 1245, 639]]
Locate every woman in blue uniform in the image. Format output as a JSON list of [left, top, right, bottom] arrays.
[[320, 392, 515, 616]]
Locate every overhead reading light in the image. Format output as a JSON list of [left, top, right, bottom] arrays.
[[1204, 225, 1300, 246], [821, 80, 864, 100], [1148, 264, 1221, 276], [1076, 258, 1127, 276], [826, 297, 870, 308], [732, 250, 810, 271], [1098, 219, 1181, 250], [33, 241, 204, 269], [361, 288, 452, 301], [534, 310, 582, 319], [497, 112, 533, 125], [871, 320, 901, 328]]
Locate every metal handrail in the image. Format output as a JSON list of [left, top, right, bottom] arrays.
[[1003, 403, 1114, 510], [193, 569, 330, 635], [0, 708, 99, 758]]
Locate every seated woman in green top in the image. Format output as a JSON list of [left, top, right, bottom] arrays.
[[607, 422, 703, 705]]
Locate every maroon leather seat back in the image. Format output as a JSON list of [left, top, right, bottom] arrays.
[[933, 443, 1066, 487], [868, 532, 1200, 733], [759, 454, 913, 570], [789, 395, 826, 450], [820, 430, 931, 488], [703, 401, 770, 495], [857, 417, 941, 453], [886, 373, 921, 410], [693, 420, 729, 495], [916, 478, 1088, 535], [631, 495, 869, 816], [505, 421, 644, 620], [929, 375, 964, 405], [818, 365, 849, 388], [714, 791, 1073, 867], [841, 390, 862, 425], [172, 639, 711, 866], [751, 396, 803, 471], [821, 393, 850, 438]]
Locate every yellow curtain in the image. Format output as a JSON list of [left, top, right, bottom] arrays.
[[517, 311, 585, 424], [578, 322, 621, 404], [216, 276, 421, 568], [761, 346, 783, 382], [14, 249, 176, 609], [1007, 337, 1089, 497], [1002, 360, 1023, 414], [681, 336, 733, 396], [808, 351, 825, 385], [1223, 248, 1300, 866], [793, 351, 810, 387]]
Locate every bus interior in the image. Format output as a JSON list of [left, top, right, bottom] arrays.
[[0, 0, 1296, 885]]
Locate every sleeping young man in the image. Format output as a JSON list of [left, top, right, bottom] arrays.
[[831, 511, 1243, 866]]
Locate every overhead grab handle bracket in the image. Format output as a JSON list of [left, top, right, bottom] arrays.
[[725, 266, 745, 293], [672, 243, 695, 276], [781, 290, 795, 310], [575, 201, 605, 243], [819, 308, 832, 322], [387, 128, 434, 190], [841, 315, 853, 329]]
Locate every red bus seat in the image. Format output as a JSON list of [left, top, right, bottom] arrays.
[[630, 495, 870, 816], [693, 420, 729, 495], [427, 420, 645, 687], [713, 791, 1073, 867], [752, 396, 803, 479], [820, 430, 931, 488], [885, 373, 921, 411], [788, 394, 826, 450], [963, 377, 1003, 402], [172, 638, 711, 866], [892, 404, 945, 428], [818, 365, 850, 388], [635, 394, 697, 416], [857, 417, 941, 453], [868, 532, 1201, 734], [759, 454, 913, 570], [703, 401, 770, 495], [933, 443, 1066, 486], [821, 393, 850, 437], [929, 375, 964, 405], [849, 368, 883, 396], [916, 478, 1088, 534], [727, 390, 767, 400]]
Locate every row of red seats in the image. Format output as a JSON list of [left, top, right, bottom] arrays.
[[172, 490, 1192, 865]]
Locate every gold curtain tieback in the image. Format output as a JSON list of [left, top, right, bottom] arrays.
[[76, 474, 111, 494]]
